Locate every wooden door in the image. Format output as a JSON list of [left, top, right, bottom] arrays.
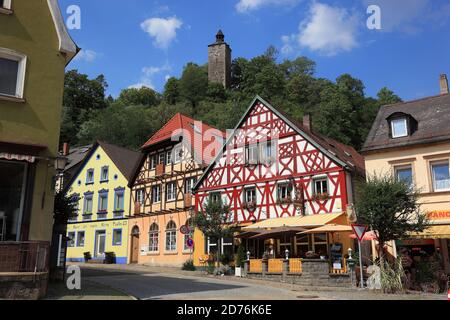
[[130, 226, 140, 263]]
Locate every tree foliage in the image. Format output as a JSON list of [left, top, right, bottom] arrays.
[[61, 47, 402, 152], [355, 173, 429, 261]]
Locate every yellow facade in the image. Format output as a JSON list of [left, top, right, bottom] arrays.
[[66, 144, 132, 263], [364, 141, 450, 272]]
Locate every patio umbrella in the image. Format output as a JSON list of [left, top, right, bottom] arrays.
[[248, 226, 307, 239], [296, 224, 353, 234], [235, 229, 265, 239], [349, 230, 378, 241]]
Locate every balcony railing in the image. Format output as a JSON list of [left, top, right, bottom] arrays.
[[0, 241, 50, 273]]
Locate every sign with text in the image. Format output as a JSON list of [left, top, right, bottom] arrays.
[[427, 211, 450, 220]]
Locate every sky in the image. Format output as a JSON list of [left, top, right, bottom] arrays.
[[60, 0, 450, 101]]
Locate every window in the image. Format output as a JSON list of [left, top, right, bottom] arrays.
[[150, 155, 156, 169], [210, 192, 221, 204], [395, 165, 413, 187], [114, 189, 124, 212], [244, 187, 256, 204], [86, 169, 94, 184], [260, 141, 274, 162], [83, 194, 93, 215], [391, 118, 408, 138], [67, 232, 75, 247], [112, 229, 122, 246], [313, 178, 328, 196], [277, 183, 291, 201], [312, 233, 328, 256], [174, 147, 183, 163], [158, 153, 165, 165], [148, 223, 159, 252], [166, 182, 176, 201], [0, 48, 27, 98], [165, 221, 177, 251], [185, 177, 197, 194], [296, 234, 309, 258], [166, 151, 172, 165], [431, 161, 450, 192], [76, 231, 85, 247], [136, 189, 145, 205], [68, 195, 80, 222], [152, 185, 161, 203], [245, 144, 258, 165], [100, 166, 109, 182], [1, 0, 12, 10], [183, 219, 194, 251], [98, 191, 108, 213]]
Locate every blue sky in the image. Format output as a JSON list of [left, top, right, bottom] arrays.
[[60, 0, 450, 101]]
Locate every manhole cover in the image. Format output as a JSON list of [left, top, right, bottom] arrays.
[[296, 295, 319, 299]]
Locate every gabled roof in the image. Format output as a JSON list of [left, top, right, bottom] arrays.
[[128, 113, 225, 187], [47, 0, 79, 64], [63, 141, 140, 193], [193, 95, 365, 193], [362, 93, 450, 153]]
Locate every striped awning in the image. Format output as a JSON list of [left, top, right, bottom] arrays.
[[409, 225, 450, 239], [243, 212, 345, 230], [0, 152, 35, 163]]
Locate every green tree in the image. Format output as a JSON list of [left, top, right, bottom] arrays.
[[355, 173, 429, 268], [377, 87, 402, 106], [116, 87, 160, 107], [194, 199, 236, 268], [179, 63, 208, 110], [163, 77, 181, 105], [61, 70, 108, 145]]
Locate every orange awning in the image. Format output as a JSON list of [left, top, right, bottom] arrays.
[[243, 213, 345, 230], [297, 224, 352, 234], [409, 225, 450, 239]]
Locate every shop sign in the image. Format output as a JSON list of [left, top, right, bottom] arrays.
[[427, 211, 450, 220]]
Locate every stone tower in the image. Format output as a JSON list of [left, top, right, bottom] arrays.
[[208, 30, 232, 88]]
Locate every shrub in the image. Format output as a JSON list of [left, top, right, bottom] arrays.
[[235, 245, 246, 268], [181, 259, 196, 271]]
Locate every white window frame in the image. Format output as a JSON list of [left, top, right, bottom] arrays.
[[394, 165, 413, 187], [244, 187, 256, 203], [174, 147, 183, 163], [260, 141, 274, 162], [1, 0, 12, 9], [313, 177, 328, 196], [158, 152, 165, 165], [391, 117, 408, 138], [431, 161, 450, 192], [136, 188, 145, 205], [166, 182, 176, 201], [277, 183, 291, 201], [148, 223, 159, 252], [67, 231, 76, 247], [166, 151, 172, 165], [76, 231, 85, 247], [185, 177, 197, 194], [0, 48, 27, 99], [100, 166, 109, 181], [152, 185, 161, 203], [165, 221, 177, 252], [150, 155, 156, 169], [245, 144, 258, 165]]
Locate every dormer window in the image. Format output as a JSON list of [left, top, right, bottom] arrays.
[[391, 117, 408, 138], [0, 0, 12, 12]]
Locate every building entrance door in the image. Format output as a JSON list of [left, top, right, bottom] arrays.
[[130, 226, 140, 263], [95, 230, 106, 258]]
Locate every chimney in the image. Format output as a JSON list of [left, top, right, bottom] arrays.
[[303, 114, 312, 131], [440, 74, 449, 94], [62, 142, 70, 156]]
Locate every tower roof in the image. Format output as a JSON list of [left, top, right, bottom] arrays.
[[215, 29, 225, 43]]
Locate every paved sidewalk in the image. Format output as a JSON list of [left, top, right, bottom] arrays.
[[69, 263, 447, 300]]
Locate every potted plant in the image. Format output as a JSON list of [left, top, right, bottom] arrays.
[[104, 252, 116, 264], [83, 251, 92, 262]]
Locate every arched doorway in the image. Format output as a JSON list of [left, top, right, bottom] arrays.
[[130, 226, 140, 264]]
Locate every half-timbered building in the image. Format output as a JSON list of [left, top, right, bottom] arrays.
[[193, 96, 365, 261], [128, 113, 225, 266]]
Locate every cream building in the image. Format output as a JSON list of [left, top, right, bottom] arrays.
[[362, 75, 450, 274]]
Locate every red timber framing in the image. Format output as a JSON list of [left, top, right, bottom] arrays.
[[193, 95, 364, 224]]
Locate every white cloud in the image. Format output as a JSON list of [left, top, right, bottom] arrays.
[[73, 49, 99, 62], [140, 16, 182, 49], [129, 63, 171, 90], [281, 34, 296, 56], [297, 2, 359, 56], [236, 0, 300, 13]]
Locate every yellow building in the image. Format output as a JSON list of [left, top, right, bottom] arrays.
[[65, 141, 140, 264], [362, 76, 450, 274], [128, 113, 225, 267]]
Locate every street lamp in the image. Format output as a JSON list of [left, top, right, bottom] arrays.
[[348, 248, 352, 260], [54, 153, 68, 172]]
